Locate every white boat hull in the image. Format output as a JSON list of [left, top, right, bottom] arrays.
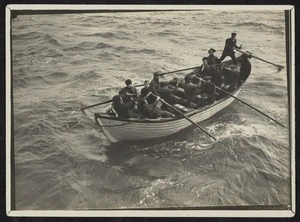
[[95, 88, 242, 143]]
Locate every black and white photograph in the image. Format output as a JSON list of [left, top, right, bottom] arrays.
[[6, 5, 295, 217]]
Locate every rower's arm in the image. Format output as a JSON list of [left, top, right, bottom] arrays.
[[142, 92, 152, 101], [234, 40, 242, 49]]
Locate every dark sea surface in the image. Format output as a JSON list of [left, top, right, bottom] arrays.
[[12, 10, 290, 210]]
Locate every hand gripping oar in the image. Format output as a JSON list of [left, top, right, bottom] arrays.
[[149, 93, 231, 148], [80, 83, 145, 111], [80, 66, 201, 111], [233, 48, 285, 70]]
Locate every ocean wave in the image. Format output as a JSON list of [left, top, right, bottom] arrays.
[[47, 38, 62, 47], [39, 48, 64, 57], [12, 11, 290, 209], [63, 46, 85, 52], [149, 29, 180, 37], [14, 70, 69, 87], [96, 52, 121, 60], [64, 42, 115, 52], [74, 70, 101, 81], [151, 19, 181, 26], [78, 41, 95, 48], [43, 72, 70, 85], [236, 22, 279, 29], [112, 46, 156, 55], [80, 31, 134, 40], [236, 22, 284, 34], [12, 31, 45, 40], [70, 58, 94, 65], [13, 74, 46, 88], [95, 42, 113, 49], [49, 72, 68, 78], [12, 32, 62, 48], [63, 41, 111, 51]]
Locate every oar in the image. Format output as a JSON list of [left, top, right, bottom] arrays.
[[80, 65, 201, 111], [149, 93, 220, 142], [158, 66, 200, 76], [196, 77, 286, 128], [234, 48, 285, 70], [216, 86, 286, 127], [81, 99, 113, 111], [80, 83, 145, 111]]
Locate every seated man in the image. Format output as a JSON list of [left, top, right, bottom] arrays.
[[209, 65, 223, 88], [197, 57, 223, 88], [119, 79, 137, 103], [148, 71, 162, 104], [198, 78, 216, 104], [149, 71, 161, 95], [238, 53, 252, 84], [220, 64, 239, 92], [138, 93, 175, 119], [196, 57, 212, 78], [188, 74, 217, 105], [112, 95, 142, 118], [157, 79, 178, 103], [207, 48, 219, 65], [140, 80, 151, 98], [157, 79, 187, 112], [181, 75, 203, 108]]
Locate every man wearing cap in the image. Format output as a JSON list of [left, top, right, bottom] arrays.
[[150, 71, 161, 96], [137, 92, 175, 119], [207, 48, 219, 65], [219, 32, 242, 65], [197, 57, 214, 78], [119, 79, 137, 103], [221, 64, 239, 92], [112, 95, 142, 118], [197, 57, 223, 88], [181, 75, 203, 108]]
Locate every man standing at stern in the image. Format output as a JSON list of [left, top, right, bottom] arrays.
[[218, 32, 242, 65]]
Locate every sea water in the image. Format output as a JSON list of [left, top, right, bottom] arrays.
[[11, 10, 290, 209]]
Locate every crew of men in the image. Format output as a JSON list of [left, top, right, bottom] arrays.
[[111, 33, 243, 119]]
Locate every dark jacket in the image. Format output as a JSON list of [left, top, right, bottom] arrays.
[[207, 54, 219, 65], [222, 38, 239, 55], [157, 86, 178, 104], [181, 82, 200, 101], [119, 86, 137, 103], [150, 79, 160, 95], [197, 65, 212, 78], [113, 100, 135, 118], [140, 86, 151, 98], [138, 104, 160, 119], [119, 85, 137, 94]]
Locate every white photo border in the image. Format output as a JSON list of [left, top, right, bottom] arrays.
[[5, 4, 295, 218]]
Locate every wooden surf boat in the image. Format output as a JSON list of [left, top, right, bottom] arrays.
[[94, 55, 252, 143]]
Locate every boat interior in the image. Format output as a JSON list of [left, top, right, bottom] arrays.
[[97, 54, 252, 122]]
